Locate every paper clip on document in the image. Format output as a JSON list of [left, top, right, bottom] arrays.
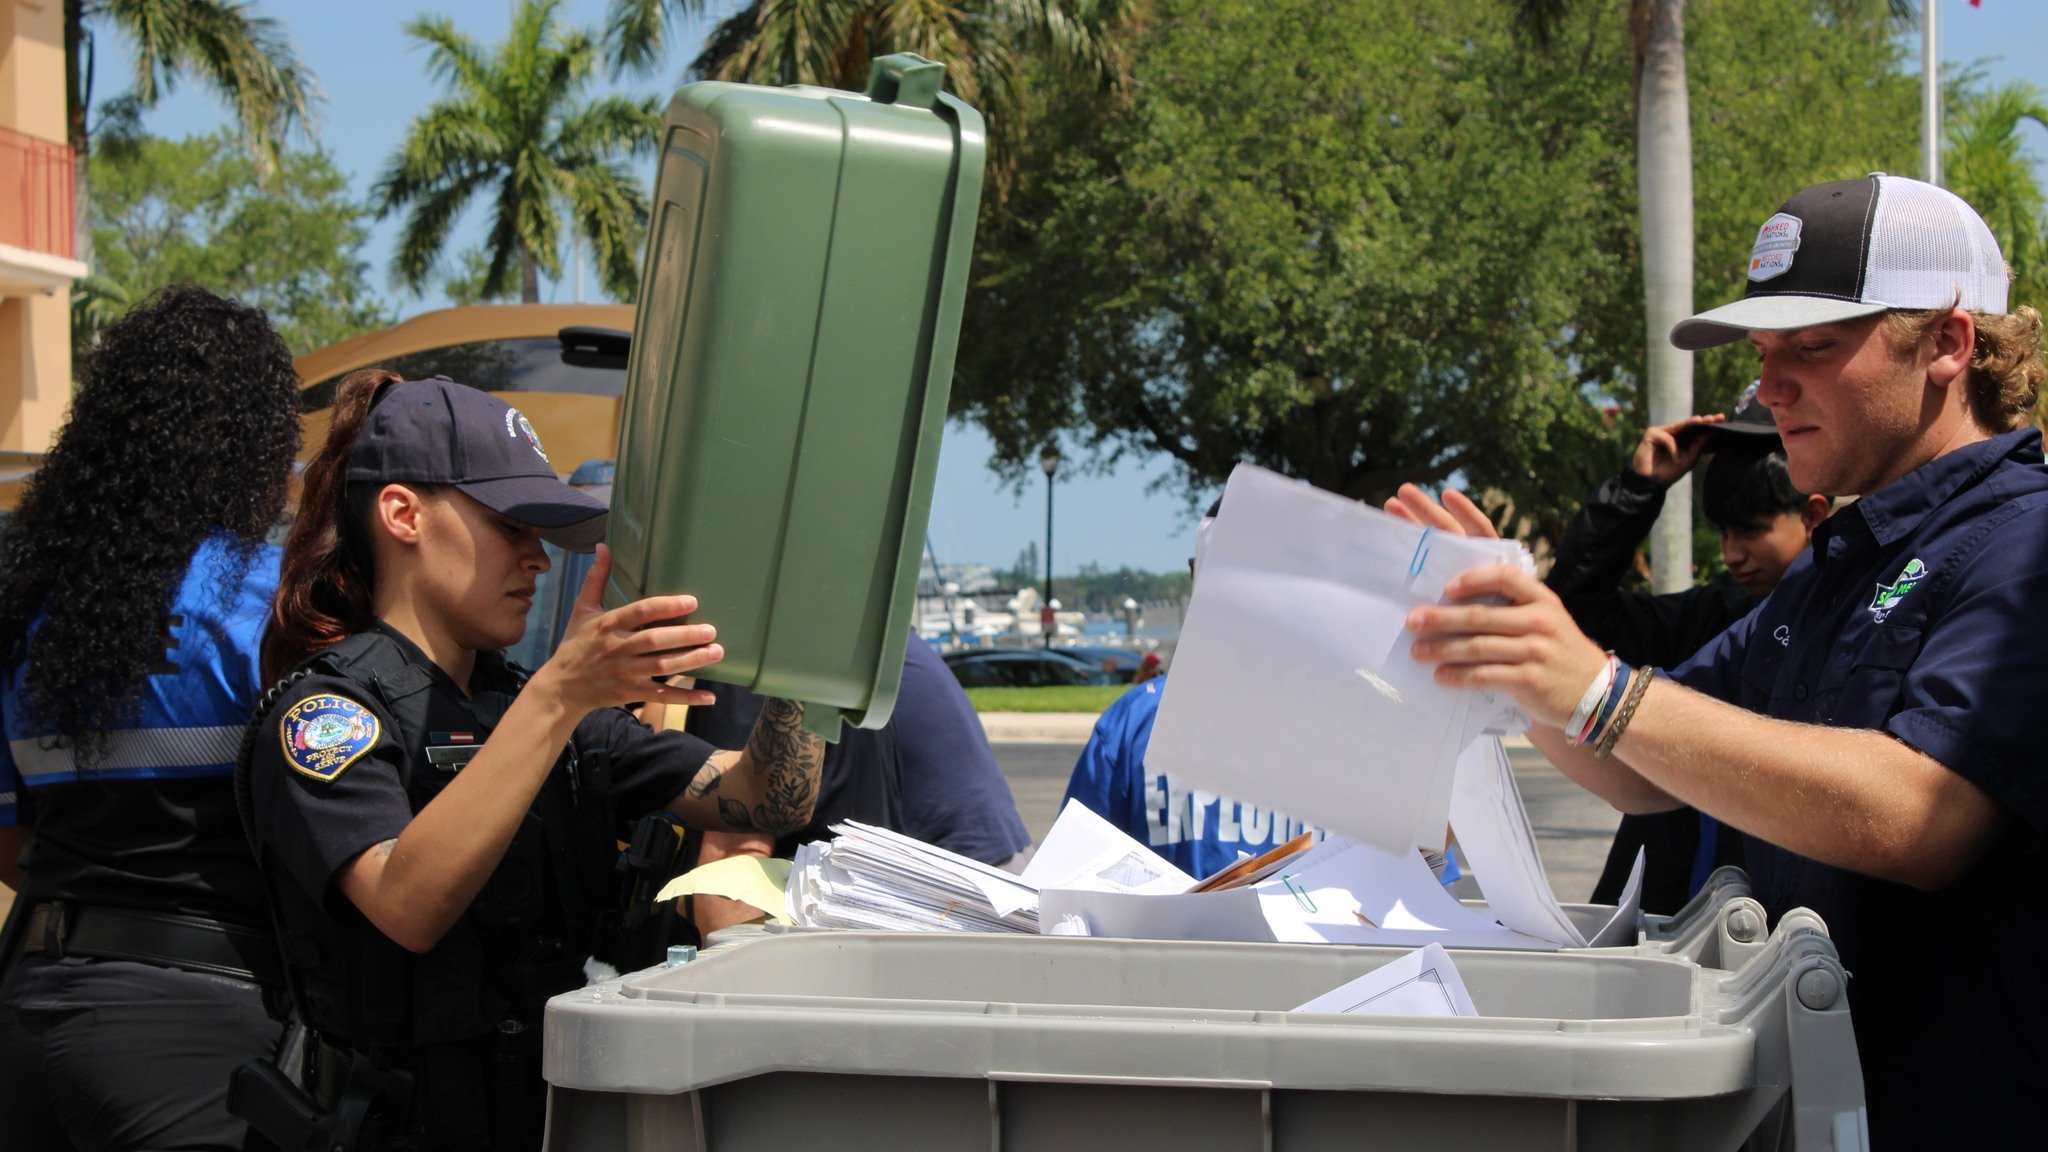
[[1281, 874, 1317, 913], [1409, 528, 1433, 580]]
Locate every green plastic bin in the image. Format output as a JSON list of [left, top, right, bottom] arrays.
[[606, 54, 986, 738]]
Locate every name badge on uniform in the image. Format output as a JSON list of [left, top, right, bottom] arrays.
[[280, 695, 380, 782], [426, 733, 481, 771]]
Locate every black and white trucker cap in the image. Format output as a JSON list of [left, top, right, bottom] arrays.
[[348, 376, 609, 552], [1670, 174, 2009, 351]]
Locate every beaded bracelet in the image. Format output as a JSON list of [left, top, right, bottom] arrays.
[[1593, 665, 1655, 759]]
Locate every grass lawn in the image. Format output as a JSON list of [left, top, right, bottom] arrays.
[[963, 685, 1128, 714]]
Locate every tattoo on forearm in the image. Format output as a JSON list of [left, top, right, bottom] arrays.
[[685, 762, 724, 798], [372, 839, 396, 862], [732, 698, 823, 832]]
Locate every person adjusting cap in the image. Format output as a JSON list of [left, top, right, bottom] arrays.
[[1670, 173, 2009, 350], [346, 375, 609, 551]]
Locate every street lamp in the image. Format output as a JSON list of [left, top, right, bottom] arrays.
[[1039, 444, 1060, 647]]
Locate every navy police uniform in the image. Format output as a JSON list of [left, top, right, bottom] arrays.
[[246, 620, 715, 1150], [0, 532, 286, 1152], [1669, 428, 2048, 1147]]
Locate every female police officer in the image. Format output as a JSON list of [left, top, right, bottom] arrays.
[[246, 370, 824, 1150]]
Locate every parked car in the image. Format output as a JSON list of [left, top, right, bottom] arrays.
[[940, 648, 1120, 689], [1057, 645, 1145, 683]]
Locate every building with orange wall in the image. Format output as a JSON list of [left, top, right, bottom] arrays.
[[0, 0, 84, 453]]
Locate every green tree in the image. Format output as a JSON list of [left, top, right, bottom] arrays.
[[442, 247, 521, 307], [63, 0, 318, 268], [80, 129, 386, 356], [1943, 82, 2048, 308], [958, 0, 1631, 537], [375, 0, 660, 304], [601, 0, 1139, 189], [1509, 0, 1699, 591], [955, 0, 1920, 547]]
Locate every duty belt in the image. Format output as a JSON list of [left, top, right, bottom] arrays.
[[20, 902, 283, 987]]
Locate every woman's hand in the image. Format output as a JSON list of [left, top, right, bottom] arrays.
[[1406, 564, 1608, 729], [528, 544, 725, 716]]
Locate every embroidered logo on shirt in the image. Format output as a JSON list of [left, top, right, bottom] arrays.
[[1868, 558, 1927, 623], [1749, 213, 1803, 282], [280, 694, 379, 782]]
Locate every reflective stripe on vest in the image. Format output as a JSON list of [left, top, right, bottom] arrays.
[[12, 724, 246, 784]]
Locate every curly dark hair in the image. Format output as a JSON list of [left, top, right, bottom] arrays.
[[0, 285, 302, 757]]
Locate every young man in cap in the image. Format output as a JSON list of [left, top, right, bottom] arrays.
[[1550, 391, 1830, 913], [1395, 174, 2047, 1146]]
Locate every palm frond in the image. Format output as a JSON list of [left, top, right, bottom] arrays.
[[392, 173, 491, 292], [603, 0, 719, 74], [96, 0, 319, 178], [404, 15, 496, 100], [371, 102, 500, 214]]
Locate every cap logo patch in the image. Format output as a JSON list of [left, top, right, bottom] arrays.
[[506, 407, 549, 465], [280, 694, 379, 782], [1749, 213, 1803, 282]]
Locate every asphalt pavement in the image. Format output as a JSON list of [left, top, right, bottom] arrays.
[[992, 739, 1622, 905]]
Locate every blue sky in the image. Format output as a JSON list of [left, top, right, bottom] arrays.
[[121, 0, 2047, 575]]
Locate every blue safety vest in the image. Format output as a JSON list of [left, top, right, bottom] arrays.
[[0, 532, 278, 823]]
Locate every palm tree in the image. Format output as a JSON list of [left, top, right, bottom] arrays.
[[375, 0, 660, 304], [63, 0, 317, 264], [1944, 83, 2048, 307], [602, 0, 1139, 190], [1508, 0, 1695, 592]]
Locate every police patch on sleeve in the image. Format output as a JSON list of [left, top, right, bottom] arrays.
[[280, 694, 380, 782]]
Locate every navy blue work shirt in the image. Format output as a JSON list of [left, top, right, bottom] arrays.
[[1670, 428, 2048, 1149]]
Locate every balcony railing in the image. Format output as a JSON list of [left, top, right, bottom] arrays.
[[0, 127, 75, 261]]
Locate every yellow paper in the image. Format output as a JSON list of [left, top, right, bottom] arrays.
[[655, 855, 793, 923]]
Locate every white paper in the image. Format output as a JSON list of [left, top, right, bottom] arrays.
[[1020, 799, 1199, 896], [1037, 886, 1281, 944], [1291, 943, 1479, 1017], [1586, 848, 1645, 948], [1041, 837, 1556, 951], [1447, 737, 1646, 949], [1255, 838, 1543, 947], [1147, 464, 1531, 857], [1447, 737, 1588, 946]]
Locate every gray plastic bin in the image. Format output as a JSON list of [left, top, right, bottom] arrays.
[[543, 875, 1864, 1152]]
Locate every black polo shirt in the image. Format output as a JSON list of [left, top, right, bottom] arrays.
[[1670, 428, 2048, 1148]]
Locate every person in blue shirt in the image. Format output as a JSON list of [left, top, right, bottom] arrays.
[[0, 286, 305, 1151], [1062, 673, 1322, 878], [1395, 175, 2047, 1148]]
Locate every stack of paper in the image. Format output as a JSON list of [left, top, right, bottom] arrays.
[[786, 822, 1040, 933]]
